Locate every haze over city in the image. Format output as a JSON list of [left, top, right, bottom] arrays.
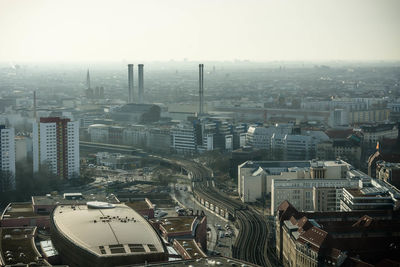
[[1, 1, 400, 267], [1, 0, 400, 62]]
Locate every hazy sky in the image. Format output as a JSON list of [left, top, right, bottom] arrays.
[[0, 0, 399, 62]]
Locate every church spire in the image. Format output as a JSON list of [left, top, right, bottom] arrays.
[[86, 69, 91, 89]]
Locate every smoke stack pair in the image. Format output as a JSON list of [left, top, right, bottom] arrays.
[[127, 64, 144, 104]]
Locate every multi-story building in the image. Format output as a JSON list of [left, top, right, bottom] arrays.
[[376, 161, 400, 189], [360, 123, 398, 145], [271, 178, 360, 214], [275, 200, 400, 267], [0, 125, 16, 190], [171, 123, 199, 154], [340, 178, 400, 211], [33, 117, 79, 179], [238, 160, 351, 203], [88, 124, 110, 143]]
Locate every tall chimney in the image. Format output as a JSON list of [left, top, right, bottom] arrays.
[[33, 91, 37, 119], [128, 64, 134, 103], [199, 64, 204, 115], [138, 64, 144, 104]]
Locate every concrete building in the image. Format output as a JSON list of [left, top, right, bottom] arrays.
[[0, 227, 50, 266], [33, 117, 80, 179], [171, 124, 199, 154], [172, 239, 207, 260], [157, 216, 207, 252], [0, 125, 15, 190], [238, 160, 351, 203], [88, 124, 110, 143], [15, 135, 32, 162], [340, 178, 400, 211], [349, 108, 390, 124], [146, 128, 171, 153], [275, 201, 400, 267], [51, 203, 167, 267], [271, 178, 360, 215], [376, 161, 400, 189], [360, 123, 398, 145], [110, 104, 161, 124]]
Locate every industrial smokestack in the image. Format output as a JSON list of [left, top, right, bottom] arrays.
[[199, 64, 204, 115], [138, 64, 144, 104], [33, 91, 37, 120], [128, 64, 134, 103]]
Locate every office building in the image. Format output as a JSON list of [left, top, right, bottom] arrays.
[[0, 125, 16, 190], [33, 117, 79, 179], [238, 160, 351, 203]]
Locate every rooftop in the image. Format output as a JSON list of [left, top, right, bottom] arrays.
[[160, 217, 197, 234], [0, 227, 44, 265], [1, 203, 38, 219], [125, 198, 153, 211], [52, 204, 165, 257], [344, 188, 391, 198], [174, 239, 206, 259], [32, 192, 120, 206]]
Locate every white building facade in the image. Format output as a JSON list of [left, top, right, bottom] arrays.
[[0, 125, 16, 190], [33, 117, 79, 179]]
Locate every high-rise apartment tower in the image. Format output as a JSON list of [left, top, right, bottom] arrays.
[[33, 117, 79, 179]]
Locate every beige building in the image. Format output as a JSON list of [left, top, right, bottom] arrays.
[[271, 179, 360, 215], [349, 109, 390, 124], [238, 160, 351, 203]]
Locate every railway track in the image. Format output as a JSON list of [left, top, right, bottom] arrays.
[[166, 158, 272, 266]]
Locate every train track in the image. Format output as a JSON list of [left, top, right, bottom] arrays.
[[166, 158, 271, 266]]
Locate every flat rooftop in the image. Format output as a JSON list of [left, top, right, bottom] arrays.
[[345, 188, 391, 198], [0, 227, 43, 265], [160, 217, 196, 234], [52, 204, 164, 257], [32, 193, 120, 206], [1, 203, 37, 219], [125, 199, 153, 211], [174, 239, 206, 259]]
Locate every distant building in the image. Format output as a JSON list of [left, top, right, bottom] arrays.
[[0, 125, 15, 190], [171, 123, 199, 155], [360, 123, 398, 145], [88, 124, 110, 143], [33, 117, 80, 179], [15, 135, 32, 162], [110, 103, 161, 124]]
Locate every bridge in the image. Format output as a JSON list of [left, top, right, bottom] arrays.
[[79, 141, 145, 155]]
